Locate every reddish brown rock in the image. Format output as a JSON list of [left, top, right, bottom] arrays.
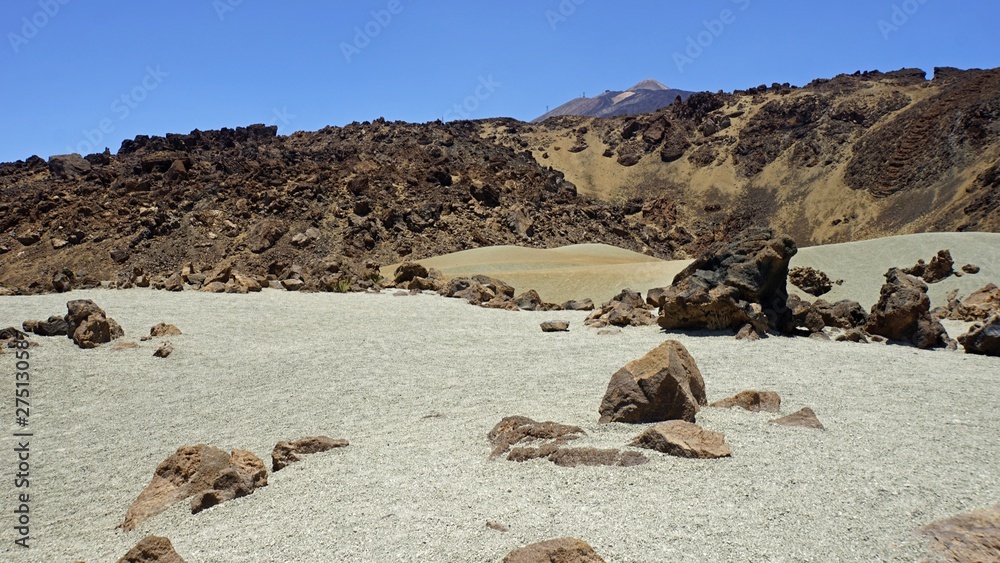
[[865, 268, 946, 349], [22, 315, 69, 336], [150, 323, 182, 337], [789, 266, 833, 297], [945, 284, 1000, 321], [957, 314, 1000, 357], [488, 416, 585, 460], [548, 447, 648, 467], [65, 299, 124, 349], [121, 444, 268, 531], [503, 538, 606, 563], [540, 321, 570, 332], [585, 289, 656, 328], [771, 407, 825, 430], [630, 420, 732, 459], [116, 535, 186, 563], [919, 504, 1000, 562], [812, 299, 868, 329], [153, 341, 174, 358], [271, 436, 349, 471], [905, 249, 954, 283], [598, 340, 707, 424], [710, 390, 781, 412]]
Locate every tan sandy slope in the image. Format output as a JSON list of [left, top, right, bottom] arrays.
[[388, 233, 1000, 308]]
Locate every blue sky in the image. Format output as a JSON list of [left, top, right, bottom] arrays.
[[1, 0, 996, 163]]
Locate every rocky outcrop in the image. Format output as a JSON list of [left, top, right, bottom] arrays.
[[116, 535, 186, 563], [65, 299, 124, 349], [656, 231, 797, 333], [710, 390, 781, 412], [630, 420, 731, 459], [812, 298, 868, 329], [598, 340, 707, 424], [865, 268, 947, 349], [503, 538, 607, 563], [271, 436, 349, 471], [903, 249, 954, 283], [121, 444, 268, 531], [789, 266, 833, 296], [938, 284, 1000, 321], [957, 314, 1000, 357], [771, 407, 825, 430]]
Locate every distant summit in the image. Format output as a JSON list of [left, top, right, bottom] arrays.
[[532, 79, 695, 122]]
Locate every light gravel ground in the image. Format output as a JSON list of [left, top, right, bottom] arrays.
[[0, 288, 998, 562]]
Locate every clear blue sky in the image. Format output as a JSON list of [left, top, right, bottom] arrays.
[[1, 0, 997, 163]]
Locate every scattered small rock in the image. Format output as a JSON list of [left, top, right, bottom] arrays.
[[271, 436, 349, 472], [735, 324, 762, 341], [961, 264, 981, 274], [151, 323, 182, 337], [112, 340, 141, 351], [771, 407, 825, 430], [561, 299, 595, 311], [710, 390, 781, 412], [153, 342, 174, 358], [503, 538, 607, 563], [486, 520, 509, 533], [540, 321, 570, 332], [598, 340, 707, 424], [630, 420, 732, 459], [116, 535, 186, 563]]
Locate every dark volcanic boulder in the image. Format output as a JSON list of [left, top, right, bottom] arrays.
[[48, 153, 92, 180], [904, 249, 954, 283], [865, 268, 946, 349], [65, 299, 124, 349], [598, 340, 707, 424], [22, 315, 69, 336], [657, 230, 798, 333], [813, 298, 868, 329], [788, 266, 833, 296], [957, 314, 1000, 357]]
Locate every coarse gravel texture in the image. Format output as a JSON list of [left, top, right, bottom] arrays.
[[0, 288, 998, 562]]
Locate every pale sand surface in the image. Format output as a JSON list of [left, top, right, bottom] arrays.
[[0, 284, 998, 562], [389, 233, 1000, 309]]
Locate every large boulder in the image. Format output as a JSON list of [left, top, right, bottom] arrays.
[[65, 300, 124, 349], [503, 538, 606, 563], [598, 340, 707, 424], [116, 535, 186, 563], [48, 153, 92, 180], [121, 444, 268, 531], [657, 230, 798, 333], [919, 504, 1000, 563], [865, 268, 947, 349], [271, 436, 349, 471], [957, 314, 1000, 357], [393, 262, 428, 285], [630, 420, 732, 459]]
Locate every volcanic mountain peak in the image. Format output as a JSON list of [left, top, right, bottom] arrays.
[[627, 79, 671, 91]]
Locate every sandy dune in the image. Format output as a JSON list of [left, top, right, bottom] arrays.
[[389, 233, 1000, 309]]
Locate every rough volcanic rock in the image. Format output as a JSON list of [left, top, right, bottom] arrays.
[[657, 231, 798, 333], [153, 341, 174, 358], [503, 538, 607, 563], [540, 321, 570, 332], [941, 284, 1000, 321], [121, 444, 268, 531], [789, 266, 833, 296], [710, 390, 781, 412], [904, 249, 954, 283], [771, 407, 825, 430], [735, 323, 762, 341], [957, 314, 1000, 357], [918, 504, 1000, 563], [116, 535, 186, 563], [561, 299, 595, 311], [48, 153, 92, 180], [52, 270, 74, 293], [488, 416, 585, 460], [22, 315, 69, 336], [786, 295, 826, 334], [151, 323, 182, 337], [65, 299, 124, 349], [548, 447, 648, 467], [962, 264, 981, 274], [598, 340, 707, 424], [812, 299, 868, 329], [271, 436, 349, 471], [514, 289, 545, 311], [629, 420, 732, 459], [585, 289, 656, 328], [393, 262, 429, 285], [865, 268, 946, 348]]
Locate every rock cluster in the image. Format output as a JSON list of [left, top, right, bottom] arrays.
[[585, 289, 656, 328], [902, 249, 954, 283], [935, 284, 1000, 321], [958, 314, 1000, 356], [865, 268, 947, 349]]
